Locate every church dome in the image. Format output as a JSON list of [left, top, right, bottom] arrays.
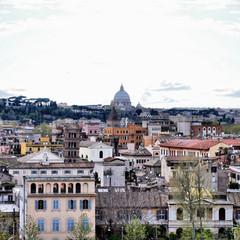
[[114, 84, 130, 101]]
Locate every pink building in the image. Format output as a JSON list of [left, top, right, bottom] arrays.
[[78, 119, 100, 138], [0, 144, 10, 155]]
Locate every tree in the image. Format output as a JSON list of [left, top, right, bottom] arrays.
[[23, 216, 40, 240], [67, 213, 94, 240], [124, 217, 146, 240], [194, 163, 212, 240], [0, 211, 16, 240], [234, 222, 240, 240], [34, 123, 52, 138], [171, 159, 212, 240]]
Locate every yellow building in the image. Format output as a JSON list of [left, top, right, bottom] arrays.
[[26, 176, 96, 240], [21, 137, 62, 155]]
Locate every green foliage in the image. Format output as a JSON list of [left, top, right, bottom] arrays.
[[23, 216, 40, 240], [34, 123, 52, 137], [169, 232, 179, 240], [181, 228, 216, 240], [234, 222, 240, 240], [124, 217, 146, 240], [229, 182, 240, 189], [67, 213, 94, 240], [181, 228, 193, 240], [223, 123, 240, 134]]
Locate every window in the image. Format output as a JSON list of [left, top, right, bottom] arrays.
[[212, 176, 216, 183], [77, 170, 84, 174], [61, 183, 66, 193], [31, 183, 36, 193], [219, 208, 225, 220], [117, 210, 128, 220], [52, 199, 59, 210], [52, 219, 60, 232], [51, 170, 58, 175], [40, 170, 47, 175], [80, 199, 91, 210], [76, 183, 81, 193], [13, 171, 19, 175], [8, 195, 13, 202], [207, 208, 212, 220], [96, 209, 103, 220], [231, 173, 236, 179], [53, 183, 59, 193], [236, 210, 240, 220], [177, 208, 183, 220], [67, 219, 75, 232], [68, 200, 76, 210], [82, 218, 89, 230], [37, 219, 45, 232], [197, 208, 205, 218], [31, 170, 37, 175], [68, 183, 73, 193], [99, 151, 103, 158], [130, 210, 142, 220], [38, 184, 44, 193], [156, 210, 168, 220], [65, 170, 71, 175], [35, 200, 47, 210]]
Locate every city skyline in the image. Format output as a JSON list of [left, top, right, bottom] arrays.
[[0, 0, 240, 108]]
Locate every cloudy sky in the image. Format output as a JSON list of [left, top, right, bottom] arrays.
[[0, 0, 240, 108]]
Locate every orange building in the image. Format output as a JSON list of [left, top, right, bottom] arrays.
[[104, 123, 147, 149]]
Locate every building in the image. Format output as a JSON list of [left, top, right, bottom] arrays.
[[168, 193, 233, 234], [9, 148, 94, 186], [96, 189, 169, 238], [104, 123, 147, 150], [159, 139, 231, 159], [142, 115, 176, 136], [63, 124, 81, 162], [20, 137, 62, 155], [79, 141, 113, 162], [24, 176, 95, 240], [169, 115, 203, 136], [191, 124, 222, 138], [94, 157, 127, 187], [78, 118, 101, 138], [121, 147, 153, 169], [8, 148, 95, 239], [110, 84, 132, 110]]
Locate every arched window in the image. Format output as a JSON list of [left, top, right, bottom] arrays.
[[61, 183, 66, 193], [38, 184, 44, 194], [31, 183, 36, 193], [53, 183, 58, 193], [68, 183, 73, 193], [67, 218, 75, 232], [76, 183, 81, 193], [219, 208, 225, 220], [99, 151, 103, 158], [177, 208, 183, 220], [176, 228, 183, 238]]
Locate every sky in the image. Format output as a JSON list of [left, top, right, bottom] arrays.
[[0, 0, 240, 109]]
